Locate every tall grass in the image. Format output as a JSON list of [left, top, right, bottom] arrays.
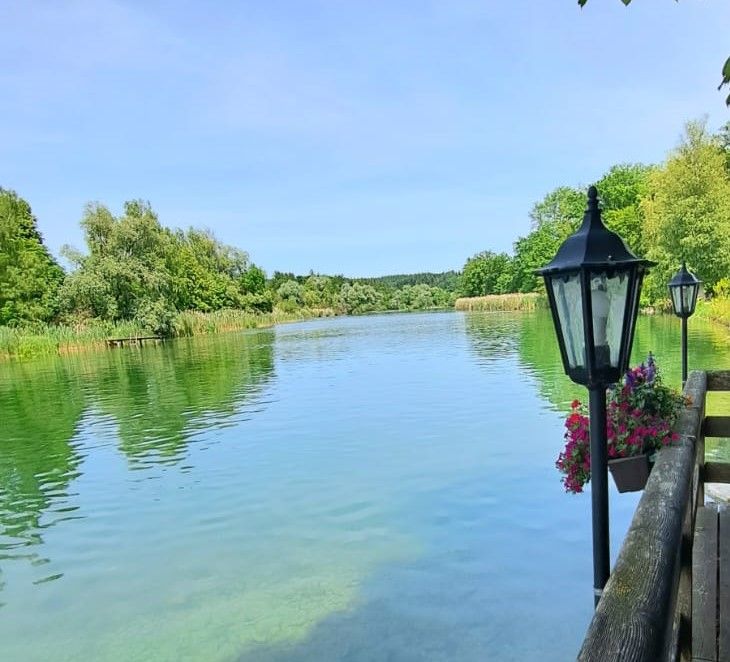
[[695, 297, 730, 328], [0, 307, 338, 361], [454, 292, 547, 312], [173, 307, 334, 337], [0, 320, 145, 360]]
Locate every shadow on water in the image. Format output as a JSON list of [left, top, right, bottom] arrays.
[[0, 330, 276, 589]]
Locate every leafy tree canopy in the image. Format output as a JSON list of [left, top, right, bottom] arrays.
[[642, 119, 730, 300], [0, 189, 64, 325]]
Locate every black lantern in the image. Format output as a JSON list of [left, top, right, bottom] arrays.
[[537, 185, 654, 608], [537, 186, 654, 388], [668, 262, 701, 319], [668, 262, 701, 386]]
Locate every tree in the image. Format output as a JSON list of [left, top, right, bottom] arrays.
[[336, 282, 382, 314], [60, 200, 174, 330], [276, 279, 304, 312], [595, 163, 651, 255], [718, 121, 730, 173], [167, 228, 251, 311], [302, 275, 334, 308], [641, 120, 730, 300], [241, 264, 266, 295], [510, 187, 587, 294], [529, 186, 585, 229], [460, 251, 512, 296], [0, 189, 64, 325]]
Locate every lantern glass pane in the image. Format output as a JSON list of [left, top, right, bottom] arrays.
[[590, 271, 630, 370], [551, 273, 584, 369], [671, 286, 684, 315], [682, 285, 696, 314]]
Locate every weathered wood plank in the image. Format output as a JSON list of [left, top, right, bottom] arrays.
[[708, 371, 730, 392], [106, 336, 163, 348], [579, 371, 706, 662], [706, 462, 730, 484], [692, 505, 718, 662], [704, 417, 730, 439], [719, 508, 730, 662], [579, 440, 696, 661]]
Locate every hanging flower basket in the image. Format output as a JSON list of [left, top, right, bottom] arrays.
[[608, 453, 651, 493], [556, 354, 686, 495]]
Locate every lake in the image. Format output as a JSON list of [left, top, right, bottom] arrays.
[[1, 311, 729, 661]]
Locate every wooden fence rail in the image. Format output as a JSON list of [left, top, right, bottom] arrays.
[[578, 370, 709, 661]]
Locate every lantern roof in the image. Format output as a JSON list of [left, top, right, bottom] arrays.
[[668, 261, 701, 288], [536, 186, 654, 276]]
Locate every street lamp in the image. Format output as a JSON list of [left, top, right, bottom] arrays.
[[537, 185, 654, 607], [668, 262, 701, 387]]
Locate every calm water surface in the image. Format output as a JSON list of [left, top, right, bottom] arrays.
[[1, 311, 728, 661]]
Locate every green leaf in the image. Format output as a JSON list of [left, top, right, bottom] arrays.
[[720, 56, 730, 89]]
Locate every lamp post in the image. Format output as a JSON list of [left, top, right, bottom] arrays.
[[668, 262, 701, 387], [537, 186, 654, 607]]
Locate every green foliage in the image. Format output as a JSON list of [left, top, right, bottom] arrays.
[[460, 251, 512, 296], [359, 271, 460, 292], [241, 264, 267, 294], [276, 279, 304, 312], [485, 121, 724, 309], [642, 120, 730, 301], [166, 227, 251, 312], [508, 187, 586, 294], [529, 186, 585, 229], [4, 111, 729, 354], [719, 122, 730, 172], [596, 164, 651, 255], [336, 282, 382, 314], [388, 284, 454, 311], [301, 275, 338, 308], [0, 189, 64, 325], [60, 201, 173, 324], [58, 201, 267, 335], [512, 220, 574, 293]]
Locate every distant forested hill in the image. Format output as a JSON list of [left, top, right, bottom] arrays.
[[357, 271, 460, 292]]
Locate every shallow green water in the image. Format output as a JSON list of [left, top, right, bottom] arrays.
[[0, 311, 728, 661]]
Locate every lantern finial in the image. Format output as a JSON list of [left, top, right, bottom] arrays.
[[587, 185, 599, 208], [585, 186, 602, 230]]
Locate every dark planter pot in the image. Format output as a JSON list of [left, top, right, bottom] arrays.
[[608, 453, 651, 493]]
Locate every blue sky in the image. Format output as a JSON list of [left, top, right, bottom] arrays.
[[1, 1, 728, 276]]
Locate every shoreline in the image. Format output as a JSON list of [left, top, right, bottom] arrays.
[[3, 296, 728, 362]]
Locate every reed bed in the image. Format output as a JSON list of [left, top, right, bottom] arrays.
[[0, 307, 338, 361], [454, 292, 547, 312], [695, 297, 730, 328]]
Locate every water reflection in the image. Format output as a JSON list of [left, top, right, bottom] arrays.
[[464, 311, 581, 410], [465, 310, 730, 414], [92, 333, 275, 466], [0, 330, 275, 584], [0, 361, 85, 573], [0, 312, 728, 660]]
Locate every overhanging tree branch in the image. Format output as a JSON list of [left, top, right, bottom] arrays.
[[578, 0, 730, 106]]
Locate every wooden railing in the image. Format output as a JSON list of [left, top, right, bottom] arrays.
[[578, 370, 730, 661]]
